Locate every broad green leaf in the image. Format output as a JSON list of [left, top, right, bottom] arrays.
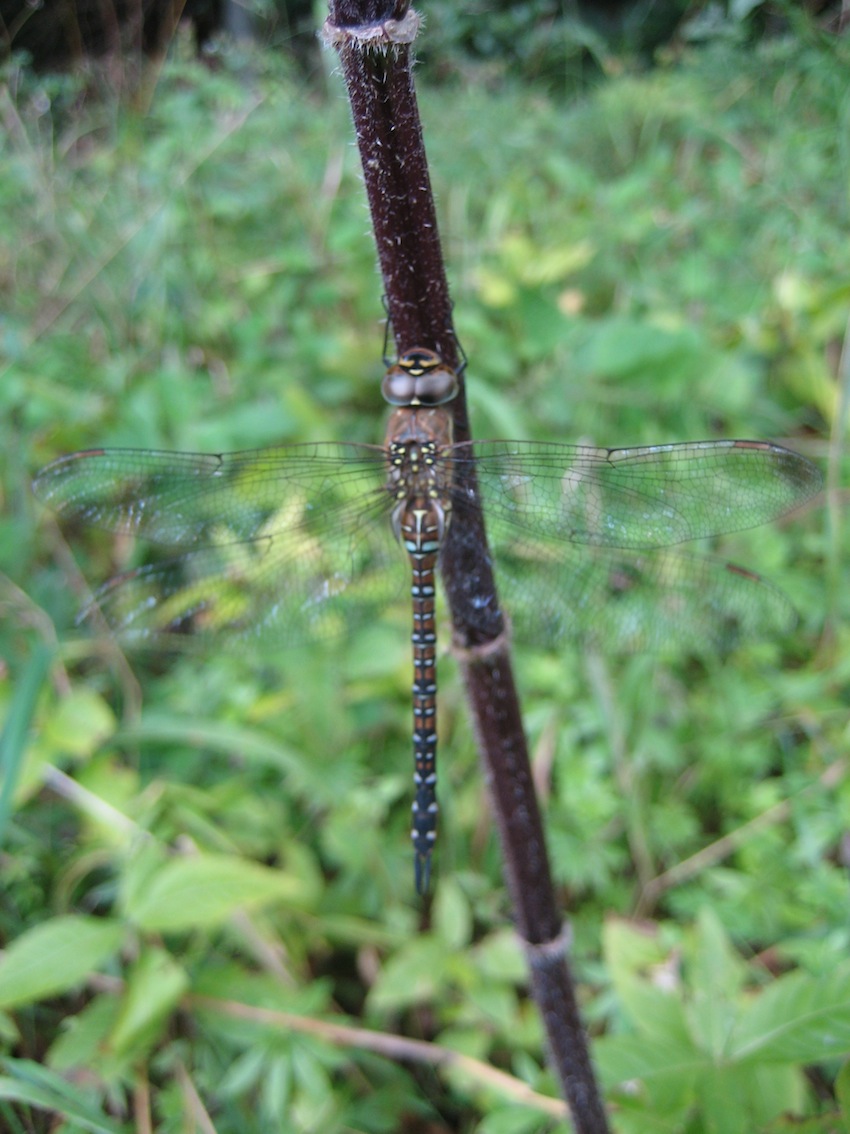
[[477, 1103, 556, 1134], [730, 965, 850, 1064], [696, 1060, 803, 1134], [602, 1100, 689, 1134], [117, 714, 303, 774], [0, 642, 52, 843], [367, 935, 455, 1012], [0, 1058, 126, 1133], [577, 316, 704, 382], [616, 975, 691, 1047], [41, 688, 117, 759], [433, 875, 473, 951], [472, 929, 527, 983], [109, 947, 188, 1056], [0, 1011, 18, 1044], [125, 854, 302, 931], [604, 917, 669, 980], [697, 1063, 749, 1134], [595, 1032, 703, 1089], [747, 1062, 806, 1125], [48, 995, 123, 1074], [118, 839, 171, 918], [0, 917, 124, 1009], [76, 754, 140, 816], [218, 1046, 269, 1099], [466, 983, 520, 1035], [603, 918, 690, 1045], [314, 914, 404, 950], [596, 1033, 698, 1126], [261, 1054, 294, 1126], [435, 1025, 490, 1062], [192, 964, 331, 1022], [686, 907, 746, 1057]]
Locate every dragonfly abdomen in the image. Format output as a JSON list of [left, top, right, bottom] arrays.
[[395, 497, 449, 894]]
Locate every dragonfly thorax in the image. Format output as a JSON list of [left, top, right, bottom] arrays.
[[384, 400, 455, 519], [386, 433, 453, 551]]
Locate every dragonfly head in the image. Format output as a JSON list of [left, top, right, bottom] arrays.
[[382, 348, 459, 407]]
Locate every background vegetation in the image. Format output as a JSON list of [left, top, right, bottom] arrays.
[[0, 10, 847, 1133]]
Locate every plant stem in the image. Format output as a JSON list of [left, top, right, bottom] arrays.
[[323, 2, 459, 374], [323, 4, 610, 1130]]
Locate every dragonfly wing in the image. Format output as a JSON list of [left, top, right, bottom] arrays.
[[35, 443, 405, 646], [33, 443, 389, 545], [453, 439, 821, 548], [84, 506, 405, 647], [443, 440, 811, 653], [486, 543, 797, 655]]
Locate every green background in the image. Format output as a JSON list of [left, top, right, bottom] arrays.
[[0, 15, 847, 1133]]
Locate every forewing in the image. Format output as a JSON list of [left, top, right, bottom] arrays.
[[33, 443, 389, 544], [444, 436, 818, 653], [452, 439, 821, 549], [35, 443, 405, 646]]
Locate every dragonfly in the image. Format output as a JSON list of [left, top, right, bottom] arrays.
[[34, 348, 822, 892]]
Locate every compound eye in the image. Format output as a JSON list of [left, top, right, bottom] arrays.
[[383, 348, 461, 406], [413, 368, 459, 405], [382, 368, 417, 406]]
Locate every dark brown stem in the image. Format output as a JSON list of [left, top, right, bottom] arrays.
[[323, 2, 459, 375], [323, 4, 610, 1131]]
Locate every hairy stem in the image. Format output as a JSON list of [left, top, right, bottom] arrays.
[[323, 4, 609, 1130]]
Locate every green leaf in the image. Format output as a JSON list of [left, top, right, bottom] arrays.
[[596, 1033, 699, 1125], [604, 916, 668, 980], [472, 929, 526, 983], [619, 975, 691, 1047], [109, 947, 189, 1056], [432, 876, 473, 951], [47, 995, 123, 1074], [117, 714, 303, 773], [696, 1060, 804, 1134], [119, 840, 171, 918], [0, 917, 124, 1009], [748, 1062, 806, 1126], [697, 1063, 749, 1134], [595, 1032, 703, 1088], [730, 965, 850, 1064], [367, 935, 456, 1012], [0, 643, 53, 845], [603, 918, 691, 1045], [124, 854, 303, 932], [0, 1057, 126, 1133], [41, 687, 117, 759], [477, 1103, 554, 1134], [576, 316, 704, 382], [686, 907, 746, 1057]]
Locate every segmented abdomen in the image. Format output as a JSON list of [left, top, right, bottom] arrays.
[[398, 502, 445, 893]]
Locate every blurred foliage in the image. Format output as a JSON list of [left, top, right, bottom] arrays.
[[1, 13, 848, 1134], [3, 0, 844, 90]]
